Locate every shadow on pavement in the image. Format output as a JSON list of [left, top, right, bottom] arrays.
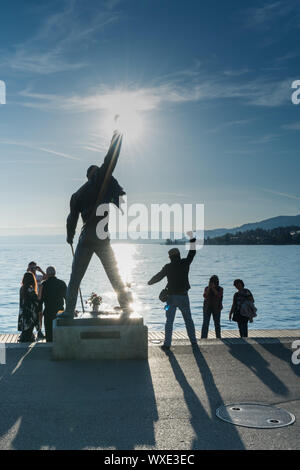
[[164, 346, 245, 450], [0, 346, 158, 450], [226, 340, 289, 396], [258, 340, 300, 380]]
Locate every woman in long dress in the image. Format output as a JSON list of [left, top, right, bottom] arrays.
[[18, 272, 40, 342]]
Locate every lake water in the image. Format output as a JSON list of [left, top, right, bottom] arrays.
[[0, 242, 299, 333]]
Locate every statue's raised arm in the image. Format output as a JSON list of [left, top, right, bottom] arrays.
[[95, 130, 123, 206]]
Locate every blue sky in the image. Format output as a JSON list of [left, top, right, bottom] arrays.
[[0, 0, 300, 235]]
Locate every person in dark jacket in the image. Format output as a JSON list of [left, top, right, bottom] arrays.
[[59, 129, 132, 319], [229, 279, 254, 338], [148, 233, 197, 349], [39, 267, 67, 342], [201, 275, 223, 339], [18, 272, 40, 343]]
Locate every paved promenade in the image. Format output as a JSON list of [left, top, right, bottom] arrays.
[[1, 328, 300, 344], [0, 330, 299, 450]]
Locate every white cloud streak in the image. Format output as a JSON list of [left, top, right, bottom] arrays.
[[17, 74, 293, 114], [0, 139, 81, 161], [249, 133, 281, 145], [205, 119, 253, 135], [282, 122, 300, 130], [245, 1, 300, 29], [262, 188, 300, 201]]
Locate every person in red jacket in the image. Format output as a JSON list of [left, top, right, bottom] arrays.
[[201, 275, 223, 339]]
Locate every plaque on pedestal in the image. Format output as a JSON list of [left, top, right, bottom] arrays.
[[52, 313, 148, 360]]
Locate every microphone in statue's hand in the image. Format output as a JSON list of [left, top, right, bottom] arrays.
[[67, 236, 73, 245], [113, 114, 123, 136]]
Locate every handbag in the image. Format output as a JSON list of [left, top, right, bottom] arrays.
[[159, 288, 169, 303], [240, 300, 257, 320]]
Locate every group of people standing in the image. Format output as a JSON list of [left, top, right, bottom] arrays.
[[201, 276, 255, 340], [18, 262, 67, 343], [18, 246, 256, 346], [148, 235, 257, 350]]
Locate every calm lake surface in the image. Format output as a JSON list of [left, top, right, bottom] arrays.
[[0, 242, 299, 333]]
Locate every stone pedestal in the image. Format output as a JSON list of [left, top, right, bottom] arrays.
[[52, 314, 148, 360]]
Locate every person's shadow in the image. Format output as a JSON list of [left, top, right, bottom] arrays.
[[258, 339, 300, 387], [0, 345, 158, 450], [226, 339, 289, 397], [164, 346, 245, 450]]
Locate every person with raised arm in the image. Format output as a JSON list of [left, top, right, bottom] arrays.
[[148, 232, 198, 350]]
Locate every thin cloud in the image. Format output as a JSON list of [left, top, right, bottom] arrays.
[[245, 1, 298, 29], [282, 122, 300, 130], [205, 119, 253, 135], [249, 133, 281, 145], [18, 74, 293, 113], [0, 139, 81, 161], [0, 0, 121, 74], [223, 69, 251, 77], [82, 145, 104, 153], [262, 188, 300, 201]]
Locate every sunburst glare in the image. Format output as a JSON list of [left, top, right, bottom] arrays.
[[101, 91, 145, 144]]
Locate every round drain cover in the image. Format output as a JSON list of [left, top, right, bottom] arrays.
[[216, 403, 295, 429], [150, 339, 162, 344]]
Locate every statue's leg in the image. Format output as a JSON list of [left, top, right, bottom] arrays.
[[63, 241, 94, 317], [95, 239, 132, 310]]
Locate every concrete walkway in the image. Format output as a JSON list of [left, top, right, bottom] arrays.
[[1, 328, 300, 343], [0, 332, 299, 450]]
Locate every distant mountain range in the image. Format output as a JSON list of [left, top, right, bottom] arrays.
[[1, 215, 300, 244], [205, 215, 300, 239]]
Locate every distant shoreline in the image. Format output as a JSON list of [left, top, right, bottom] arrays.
[[1, 225, 300, 246]]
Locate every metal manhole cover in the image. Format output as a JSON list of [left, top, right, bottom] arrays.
[[216, 403, 295, 429]]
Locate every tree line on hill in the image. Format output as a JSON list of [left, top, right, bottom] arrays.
[[205, 226, 300, 245]]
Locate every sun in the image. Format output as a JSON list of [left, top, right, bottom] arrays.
[[101, 91, 145, 144]]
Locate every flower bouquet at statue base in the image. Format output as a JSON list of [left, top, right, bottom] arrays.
[[86, 292, 103, 317]]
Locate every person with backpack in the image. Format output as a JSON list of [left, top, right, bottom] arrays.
[[229, 279, 256, 338]]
